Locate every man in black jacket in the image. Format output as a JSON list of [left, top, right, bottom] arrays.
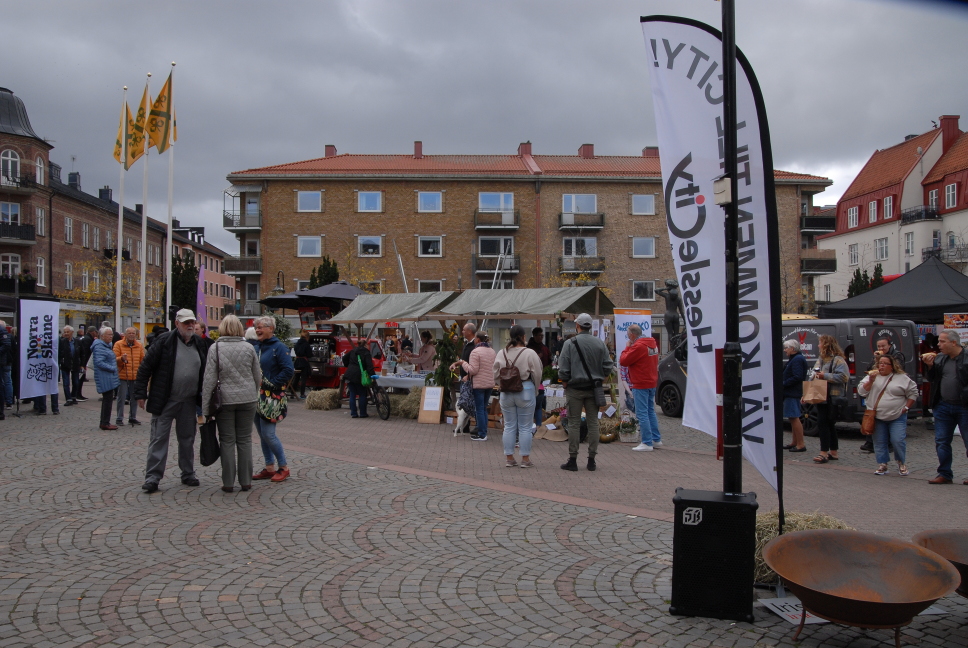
[[58, 326, 83, 406], [133, 309, 208, 494], [0, 320, 12, 413], [923, 329, 968, 485], [76, 326, 98, 401]]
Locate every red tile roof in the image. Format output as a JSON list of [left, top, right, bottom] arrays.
[[530, 155, 661, 177], [840, 129, 940, 201], [923, 131, 968, 184]]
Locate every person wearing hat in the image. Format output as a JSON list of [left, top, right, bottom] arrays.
[[557, 313, 614, 472], [133, 309, 209, 494]]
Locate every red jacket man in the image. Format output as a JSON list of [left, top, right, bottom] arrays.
[[620, 328, 659, 389]]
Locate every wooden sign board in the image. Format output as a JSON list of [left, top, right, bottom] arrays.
[[418, 386, 445, 424]]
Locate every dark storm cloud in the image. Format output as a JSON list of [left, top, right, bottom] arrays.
[[3, 0, 966, 251]]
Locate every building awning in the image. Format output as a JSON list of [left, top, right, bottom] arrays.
[[225, 184, 262, 196], [59, 302, 113, 313]]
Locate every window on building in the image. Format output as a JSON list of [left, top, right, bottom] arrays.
[[125, 237, 132, 254], [847, 206, 858, 228], [245, 239, 259, 256], [417, 280, 441, 293], [36, 257, 45, 286], [478, 236, 513, 256], [631, 237, 656, 258], [418, 236, 442, 257], [35, 207, 45, 236], [868, 200, 877, 223], [0, 150, 19, 183], [848, 243, 858, 266], [949, 231, 957, 248], [65, 262, 73, 290], [64, 217, 73, 243], [246, 283, 259, 301], [296, 279, 310, 291], [563, 237, 597, 257], [297, 191, 321, 212], [479, 279, 515, 289], [82, 268, 89, 292], [137, 241, 142, 262], [1, 202, 19, 224], [823, 284, 831, 302], [35, 157, 44, 185], [884, 195, 893, 219], [106, 232, 113, 250], [357, 191, 382, 212], [945, 183, 957, 209], [359, 281, 382, 294], [929, 189, 939, 208], [478, 192, 514, 212], [245, 195, 260, 215], [632, 280, 655, 301], [933, 230, 942, 248], [1, 253, 20, 276], [631, 194, 656, 215], [92, 227, 99, 250], [82, 223, 89, 248], [875, 237, 889, 260], [297, 236, 321, 257], [562, 194, 597, 214], [904, 232, 914, 255], [358, 236, 382, 257], [418, 192, 442, 212]]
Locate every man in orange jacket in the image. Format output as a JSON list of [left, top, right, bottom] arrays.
[[619, 324, 661, 452], [114, 327, 145, 426]]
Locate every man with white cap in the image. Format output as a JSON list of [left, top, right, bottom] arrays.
[[133, 309, 208, 493], [557, 313, 614, 472]]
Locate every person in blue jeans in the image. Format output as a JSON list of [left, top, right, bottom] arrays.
[[619, 324, 661, 451], [342, 338, 374, 418], [251, 316, 294, 483], [923, 330, 968, 484], [493, 325, 543, 467], [857, 355, 918, 476], [454, 331, 496, 441]]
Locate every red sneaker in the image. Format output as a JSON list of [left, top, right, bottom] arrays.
[[270, 467, 290, 482], [99, 424, 119, 430], [252, 468, 276, 480]]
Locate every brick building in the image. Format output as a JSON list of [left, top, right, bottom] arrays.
[[171, 221, 235, 332], [0, 87, 168, 330], [224, 141, 830, 340]]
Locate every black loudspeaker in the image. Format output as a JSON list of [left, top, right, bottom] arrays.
[[670, 488, 758, 622]]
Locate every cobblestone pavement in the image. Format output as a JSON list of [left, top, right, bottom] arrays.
[[0, 395, 965, 648]]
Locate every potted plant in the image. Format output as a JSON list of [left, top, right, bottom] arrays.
[[617, 417, 639, 444]]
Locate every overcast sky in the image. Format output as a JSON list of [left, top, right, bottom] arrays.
[[4, 0, 967, 253]]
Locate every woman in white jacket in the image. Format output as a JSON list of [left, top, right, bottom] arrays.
[[202, 315, 262, 492], [857, 355, 918, 476]]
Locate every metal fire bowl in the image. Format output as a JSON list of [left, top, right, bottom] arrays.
[[763, 530, 960, 628], [913, 529, 968, 598]]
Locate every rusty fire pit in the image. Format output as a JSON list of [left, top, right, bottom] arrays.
[[913, 529, 968, 598], [763, 529, 959, 648]]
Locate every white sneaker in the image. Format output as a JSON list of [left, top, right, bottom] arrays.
[[632, 443, 654, 452], [652, 441, 663, 448]]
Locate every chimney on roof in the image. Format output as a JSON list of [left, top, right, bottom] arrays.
[[642, 146, 659, 158], [68, 171, 80, 190], [135, 203, 143, 215], [98, 186, 113, 202], [578, 143, 595, 159], [324, 144, 337, 158], [414, 141, 423, 159], [904, 134, 919, 141], [518, 141, 532, 156], [940, 115, 961, 153], [48, 162, 61, 183], [172, 218, 180, 228]]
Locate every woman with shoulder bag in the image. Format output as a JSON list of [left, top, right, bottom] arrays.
[[202, 315, 262, 493], [492, 325, 543, 468], [452, 331, 496, 441], [857, 355, 917, 476], [251, 316, 295, 483], [806, 334, 849, 463], [342, 338, 375, 418]]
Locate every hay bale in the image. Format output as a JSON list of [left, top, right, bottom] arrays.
[[389, 394, 409, 417], [305, 389, 341, 411], [754, 511, 854, 584], [396, 387, 423, 419]]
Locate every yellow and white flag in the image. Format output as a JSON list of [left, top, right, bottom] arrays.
[[148, 72, 175, 153], [113, 101, 132, 168], [126, 86, 150, 168]]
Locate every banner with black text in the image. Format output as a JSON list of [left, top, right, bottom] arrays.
[[18, 299, 60, 399]]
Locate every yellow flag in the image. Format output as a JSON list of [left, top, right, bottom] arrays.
[[113, 101, 131, 167], [148, 72, 174, 153], [125, 87, 149, 168]]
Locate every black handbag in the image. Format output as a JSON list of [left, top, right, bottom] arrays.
[[208, 341, 223, 416], [572, 339, 608, 408], [199, 420, 220, 467]]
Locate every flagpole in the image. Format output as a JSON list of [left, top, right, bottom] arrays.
[[165, 62, 176, 326], [139, 73, 151, 343], [115, 87, 128, 334]]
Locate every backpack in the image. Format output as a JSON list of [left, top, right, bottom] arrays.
[[498, 348, 524, 392]]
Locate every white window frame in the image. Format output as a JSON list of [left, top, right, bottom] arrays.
[[1, 202, 19, 224], [631, 237, 656, 258], [631, 194, 656, 215], [93, 227, 100, 250], [246, 282, 259, 301], [562, 194, 597, 214], [904, 232, 914, 256], [358, 235, 383, 257], [823, 284, 831, 302], [417, 280, 442, 293], [296, 280, 311, 291], [297, 191, 322, 212], [933, 230, 942, 248], [847, 206, 858, 228], [417, 192, 442, 213], [928, 189, 939, 208], [82, 268, 89, 292], [64, 217, 73, 243], [563, 237, 597, 257], [868, 200, 877, 223], [137, 241, 142, 262], [106, 232, 113, 250], [0, 253, 21, 276], [357, 191, 382, 212], [297, 236, 322, 257], [875, 237, 889, 261], [945, 183, 957, 209], [35, 207, 45, 236], [35, 156, 44, 185], [93, 270, 100, 293], [478, 192, 513, 213], [245, 239, 259, 257], [848, 243, 858, 266], [479, 279, 515, 289], [125, 237, 132, 255], [883, 195, 893, 220], [632, 280, 656, 302], [418, 236, 442, 257], [65, 262, 73, 290], [478, 236, 513, 257], [82, 222, 90, 248], [36, 256, 45, 286], [1, 150, 19, 184]]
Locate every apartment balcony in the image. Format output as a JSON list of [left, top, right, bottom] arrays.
[[0, 223, 36, 246], [923, 245, 968, 263], [901, 205, 941, 224], [558, 212, 604, 230], [800, 215, 836, 233], [0, 174, 38, 195], [224, 255, 263, 275], [0, 277, 36, 294], [473, 254, 520, 274], [474, 210, 519, 229], [800, 248, 837, 275], [559, 256, 606, 274], [223, 210, 262, 232]]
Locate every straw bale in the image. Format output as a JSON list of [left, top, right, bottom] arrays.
[[754, 511, 854, 584]]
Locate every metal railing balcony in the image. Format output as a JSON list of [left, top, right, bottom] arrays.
[[923, 245, 968, 263], [474, 210, 520, 229], [559, 256, 606, 273], [558, 212, 605, 230], [800, 216, 836, 232], [901, 205, 941, 224], [0, 223, 36, 243], [224, 255, 263, 274], [0, 277, 36, 293], [0, 173, 38, 193], [223, 210, 263, 230], [800, 248, 837, 274], [473, 254, 520, 274]]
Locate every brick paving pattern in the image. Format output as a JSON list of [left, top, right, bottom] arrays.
[[0, 391, 965, 647]]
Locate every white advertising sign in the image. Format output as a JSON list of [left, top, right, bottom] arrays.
[[641, 17, 781, 490], [19, 299, 60, 399]]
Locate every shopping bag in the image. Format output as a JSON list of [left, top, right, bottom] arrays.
[[801, 380, 828, 405]]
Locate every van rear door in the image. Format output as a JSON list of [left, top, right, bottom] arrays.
[[781, 323, 838, 367]]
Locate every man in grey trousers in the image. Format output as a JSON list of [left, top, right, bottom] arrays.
[[134, 309, 208, 493], [557, 313, 614, 472]]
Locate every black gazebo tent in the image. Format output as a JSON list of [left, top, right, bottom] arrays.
[[818, 256, 968, 324]]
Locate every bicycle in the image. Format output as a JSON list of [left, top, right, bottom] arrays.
[[339, 376, 390, 420]]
